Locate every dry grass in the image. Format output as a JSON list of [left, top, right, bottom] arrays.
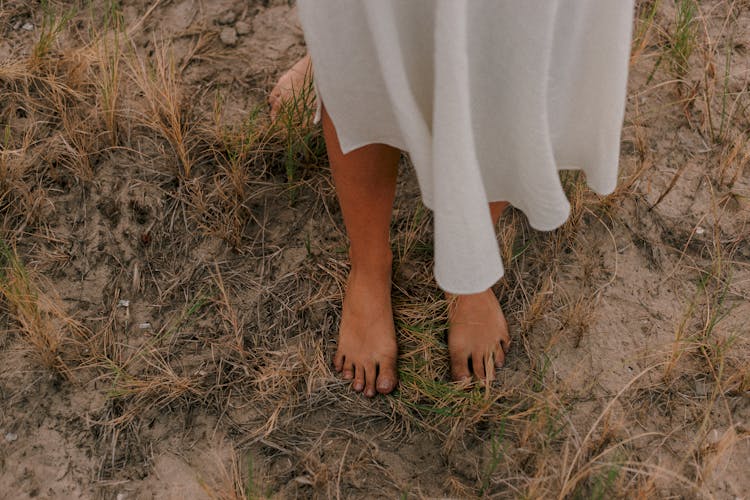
[[0, 0, 748, 498], [0, 241, 88, 378]]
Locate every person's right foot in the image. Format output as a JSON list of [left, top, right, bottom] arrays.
[[333, 254, 398, 397]]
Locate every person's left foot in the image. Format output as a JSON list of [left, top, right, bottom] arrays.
[[446, 288, 511, 385]]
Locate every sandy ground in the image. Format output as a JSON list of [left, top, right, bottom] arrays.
[[0, 0, 748, 498]]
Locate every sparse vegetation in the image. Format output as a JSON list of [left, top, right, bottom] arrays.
[[0, 0, 747, 498], [670, 0, 698, 76]]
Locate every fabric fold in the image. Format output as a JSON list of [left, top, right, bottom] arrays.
[[297, 0, 634, 293]]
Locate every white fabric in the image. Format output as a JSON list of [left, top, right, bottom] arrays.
[[297, 0, 634, 294]]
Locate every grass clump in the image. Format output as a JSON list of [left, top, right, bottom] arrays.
[[32, 0, 76, 64], [669, 0, 698, 76], [0, 241, 85, 379]]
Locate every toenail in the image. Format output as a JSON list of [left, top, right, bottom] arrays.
[[353, 381, 364, 391], [365, 388, 375, 397], [377, 379, 393, 392]]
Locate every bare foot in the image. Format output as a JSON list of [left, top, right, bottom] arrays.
[[447, 289, 511, 385], [333, 255, 398, 397], [268, 54, 314, 122]]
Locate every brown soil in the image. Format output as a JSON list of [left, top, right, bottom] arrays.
[[0, 1, 748, 498]]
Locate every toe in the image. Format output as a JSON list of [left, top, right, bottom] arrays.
[[333, 350, 344, 372], [375, 361, 398, 394], [342, 357, 354, 380], [364, 361, 377, 398], [500, 334, 511, 355], [484, 351, 496, 386], [494, 342, 506, 369], [472, 351, 487, 381], [353, 364, 365, 392], [450, 351, 472, 383]]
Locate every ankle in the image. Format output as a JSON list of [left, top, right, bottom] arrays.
[[349, 246, 393, 275], [446, 288, 494, 314], [446, 288, 490, 301]]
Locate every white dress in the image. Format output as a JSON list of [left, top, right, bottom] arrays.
[[297, 0, 634, 294]]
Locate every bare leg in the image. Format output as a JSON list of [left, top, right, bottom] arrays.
[[447, 201, 512, 384], [322, 105, 400, 397], [489, 201, 509, 224]]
